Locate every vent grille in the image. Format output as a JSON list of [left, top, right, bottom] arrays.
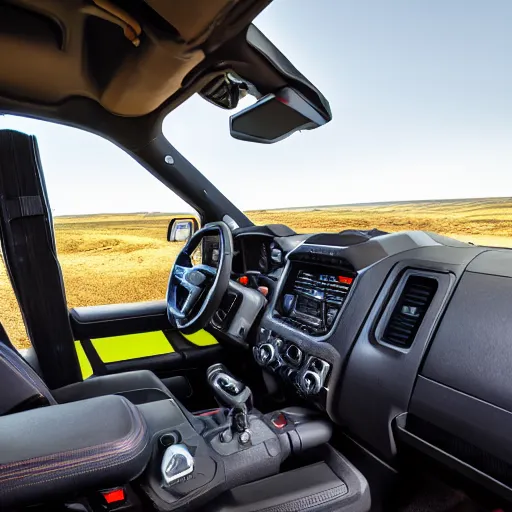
[[382, 275, 438, 348]]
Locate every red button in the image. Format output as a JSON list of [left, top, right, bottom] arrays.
[[239, 276, 249, 286], [101, 488, 126, 504], [338, 276, 353, 285], [258, 286, 269, 297], [271, 413, 287, 429]]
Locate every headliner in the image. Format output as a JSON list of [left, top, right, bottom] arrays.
[[0, 0, 271, 118]]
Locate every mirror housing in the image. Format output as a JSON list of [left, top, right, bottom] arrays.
[[198, 23, 331, 142], [230, 87, 328, 143], [167, 218, 199, 242], [200, 73, 248, 110]]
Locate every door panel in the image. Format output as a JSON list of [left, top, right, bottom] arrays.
[[71, 301, 173, 339], [69, 301, 223, 410], [71, 301, 218, 347]]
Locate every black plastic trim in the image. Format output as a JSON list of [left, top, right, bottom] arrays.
[[210, 444, 370, 512], [210, 462, 347, 511], [104, 352, 184, 374]]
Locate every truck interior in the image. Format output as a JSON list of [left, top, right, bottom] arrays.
[[0, 1, 509, 512]]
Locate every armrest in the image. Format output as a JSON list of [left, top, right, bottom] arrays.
[[0, 395, 150, 508], [52, 370, 172, 405]]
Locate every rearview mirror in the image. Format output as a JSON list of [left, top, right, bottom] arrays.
[[167, 218, 199, 242], [230, 87, 328, 144]]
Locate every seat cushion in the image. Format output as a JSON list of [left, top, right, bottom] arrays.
[[0, 395, 150, 508], [52, 370, 173, 405]]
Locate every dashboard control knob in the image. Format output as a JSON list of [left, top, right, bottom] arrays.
[[255, 343, 276, 366], [285, 344, 303, 366], [300, 370, 322, 395]]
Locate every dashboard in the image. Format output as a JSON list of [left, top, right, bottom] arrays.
[[203, 233, 285, 275], [213, 225, 512, 503]]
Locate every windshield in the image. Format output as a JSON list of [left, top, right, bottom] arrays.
[[164, 0, 512, 247]]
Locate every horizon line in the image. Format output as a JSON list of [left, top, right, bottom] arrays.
[[53, 195, 512, 218]]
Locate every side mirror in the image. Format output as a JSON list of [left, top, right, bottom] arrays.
[[167, 218, 199, 242], [230, 87, 328, 144]]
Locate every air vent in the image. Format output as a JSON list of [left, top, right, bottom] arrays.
[[382, 275, 438, 348]]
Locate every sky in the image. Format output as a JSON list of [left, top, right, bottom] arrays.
[[0, 0, 511, 215]]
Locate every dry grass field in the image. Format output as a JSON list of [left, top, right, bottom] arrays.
[[2, 197, 512, 349]]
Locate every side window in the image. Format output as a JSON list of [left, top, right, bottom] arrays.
[[0, 116, 197, 349], [56, 214, 190, 307]]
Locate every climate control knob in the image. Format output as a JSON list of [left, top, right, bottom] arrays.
[[299, 370, 322, 395], [254, 343, 276, 366]]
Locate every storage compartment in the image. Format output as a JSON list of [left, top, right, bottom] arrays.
[[394, 411, 512, 503], [401, 376, 512, 501]]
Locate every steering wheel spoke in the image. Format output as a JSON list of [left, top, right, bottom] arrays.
[[194, 264, 217, 277], [173, 264, 189, 284], [179, 284, 203, 316]]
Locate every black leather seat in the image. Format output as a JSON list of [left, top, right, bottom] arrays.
[[0, 343, 173, 415]]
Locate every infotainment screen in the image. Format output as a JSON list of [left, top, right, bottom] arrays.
[[276, 267, 355, 335]]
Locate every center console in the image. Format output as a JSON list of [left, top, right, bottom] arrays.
[[3, 363, 369, 511], [252, 245, 357, 407], [136, 366, 331, 508]]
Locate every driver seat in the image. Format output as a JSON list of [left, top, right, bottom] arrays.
[[0, 342, 174, 415]]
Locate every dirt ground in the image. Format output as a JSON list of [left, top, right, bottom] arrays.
[[2, 197, 512, 349]]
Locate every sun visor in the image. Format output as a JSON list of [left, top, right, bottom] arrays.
[[100, 37, 204, 116]]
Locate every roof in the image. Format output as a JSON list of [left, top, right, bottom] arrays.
[[0, 0, 272, 117]]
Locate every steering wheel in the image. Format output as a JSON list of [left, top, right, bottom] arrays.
[[166, 221, 233, 334]]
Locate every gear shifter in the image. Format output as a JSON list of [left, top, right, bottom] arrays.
[[207, 364, 253, 412], [207, 364, 253, 442]]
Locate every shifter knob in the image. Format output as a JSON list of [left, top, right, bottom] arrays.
[[206, 364, 253, 411], [206, 364, 253, 441], [217, 375, 242, 396]]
